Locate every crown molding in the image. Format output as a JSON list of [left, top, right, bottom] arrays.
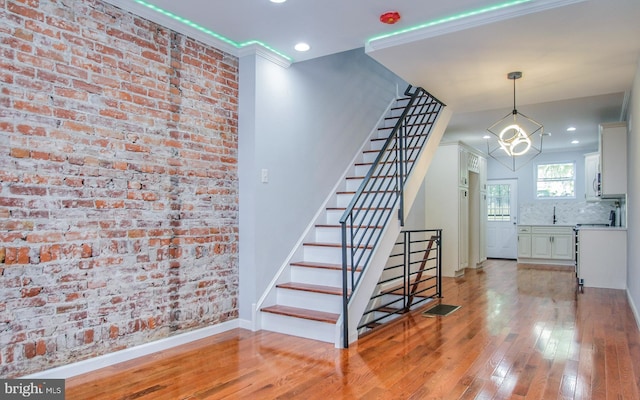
[[366, 0, 587, 53], [101, 0, 290, 68]]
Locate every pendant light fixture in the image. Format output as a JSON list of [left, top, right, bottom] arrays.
[[486, 71, 544, 171]]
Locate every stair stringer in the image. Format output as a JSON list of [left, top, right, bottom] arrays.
[[339, 106, 453, 347]]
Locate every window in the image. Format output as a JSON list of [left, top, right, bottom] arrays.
[[536, 162, 575, 198], [487, 184, 511, 221]]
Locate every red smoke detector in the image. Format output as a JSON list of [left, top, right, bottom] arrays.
[[380, 11, 401, 24]]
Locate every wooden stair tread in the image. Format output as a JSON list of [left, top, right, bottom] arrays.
[[261, 305, 339, 324], [363, 147, 420, 154], [336, 190, 395, 195], [372, 131, 429, 137], [303, 242, 373, 249], [354, 161, 403, 167], [346, 175, 397, 180], [377, 121, 436, 131], [315, 224, 382, 229], [289, 261, 362, 272], [377, 307, 408, 314], [277, 282, 344, 296], [326, 207, 392, 211]]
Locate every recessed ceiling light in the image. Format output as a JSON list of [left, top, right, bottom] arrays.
[[567, 127, 576, 132], [482, 135, 491, 139], [294, 42, 310, 52], [571, 140, 580, 144], [270, 0, 286, 3]]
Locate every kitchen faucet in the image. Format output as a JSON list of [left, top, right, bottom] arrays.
[[553, 206, 557, 225]]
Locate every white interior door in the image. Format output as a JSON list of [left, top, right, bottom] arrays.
[[486, 179, 518, 259]]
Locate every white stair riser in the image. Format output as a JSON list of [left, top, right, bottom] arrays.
[[291, 265, 358, 287], [370, 139, 386, 152], [350, 210, 394, 228], [316, 225, 381, 244], [362, 152, 378, 164], [375, 129, 393, 140], [303, 245, 371, 264], [339, 192, 396, 209], [347, 178, 399, 192], [260, 312, 334, 343], [355, 164, 372, 176], [315, 226, 342, 243], [346, 178, 363, 192], [276, 289, 342, 314], [325, 209, 345, 225]]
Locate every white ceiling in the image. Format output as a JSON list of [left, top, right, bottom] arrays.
[[112, 0, 640, 153]]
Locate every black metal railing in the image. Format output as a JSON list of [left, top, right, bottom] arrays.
[[339, 86, 445, 348], [357, 229, 442, 335]]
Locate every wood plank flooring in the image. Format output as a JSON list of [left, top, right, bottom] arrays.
[[65, 259, 640, 399]]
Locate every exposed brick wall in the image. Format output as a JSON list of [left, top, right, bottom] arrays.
[[0, 0, 239, 377]]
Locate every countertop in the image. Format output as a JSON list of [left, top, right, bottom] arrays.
[[519, 224, 627, 231], [575, 225, 627, 231]]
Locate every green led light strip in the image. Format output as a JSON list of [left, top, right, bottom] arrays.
[[133, 0, 294, 62], [368, 0, 532, 43], [134, 0, 532, 63]]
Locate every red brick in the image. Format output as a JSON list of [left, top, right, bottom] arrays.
[[21, 287, 42, 297], [24, 342, 36, 359], [4, 247, 30, 264], [36, 340, 46, 356], [84, 329, 94, 344], [109, 325, 119, 339], [7, 2, 44, 21], [10, 148, 30, 158]]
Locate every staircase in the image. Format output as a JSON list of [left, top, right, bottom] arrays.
[[257, 86, 452, 347]]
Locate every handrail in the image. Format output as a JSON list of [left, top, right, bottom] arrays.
[[339, 85, 445, 348], [356, 229, 442, 334]]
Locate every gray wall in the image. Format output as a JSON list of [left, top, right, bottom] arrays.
[[627, 56, 640, 325], [238, 49, 407, 322]]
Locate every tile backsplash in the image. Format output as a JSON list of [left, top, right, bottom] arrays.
[[519, 199, 624, 226]]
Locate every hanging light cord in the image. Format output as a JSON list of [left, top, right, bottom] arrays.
[[512, 75, 518, 115]]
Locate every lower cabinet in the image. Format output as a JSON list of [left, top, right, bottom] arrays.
[[517, 225, 575, 265], [517, 226, 532, 258], [578, 228, 626, 289], [458, 187, 469, 270]]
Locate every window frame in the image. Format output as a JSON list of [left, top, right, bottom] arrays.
[[535, 161, 577, 199]]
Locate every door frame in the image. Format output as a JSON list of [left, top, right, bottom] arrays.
[[486, 178, 518, 259]]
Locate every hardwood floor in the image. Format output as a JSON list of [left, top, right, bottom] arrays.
[[65, 260, 640, 399]]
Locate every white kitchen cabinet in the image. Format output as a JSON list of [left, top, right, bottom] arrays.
[[584, 152, 600, 201], [531, 234, 553, 258], [425, 142, 486, 277], [479, 192, 487, 263], [459, 187, 469, 270], [517, 226, 532, 258], [578, 228, 626, 289], [518, 225, 575, 265], [478, 156, 487, 192], [459, 148, 469, 187], [550, 234, 574, 260], [599, 122, 627, 198]]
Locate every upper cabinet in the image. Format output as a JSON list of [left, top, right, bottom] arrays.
[[599, 122, 627, 198], [584, 152, 600, 201], [459, 148, 469, 187]]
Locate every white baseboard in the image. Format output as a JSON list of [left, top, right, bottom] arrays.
[[23, 320, 240, 379], [627, 289, 640, 331], [238, 318, 253, 331]]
